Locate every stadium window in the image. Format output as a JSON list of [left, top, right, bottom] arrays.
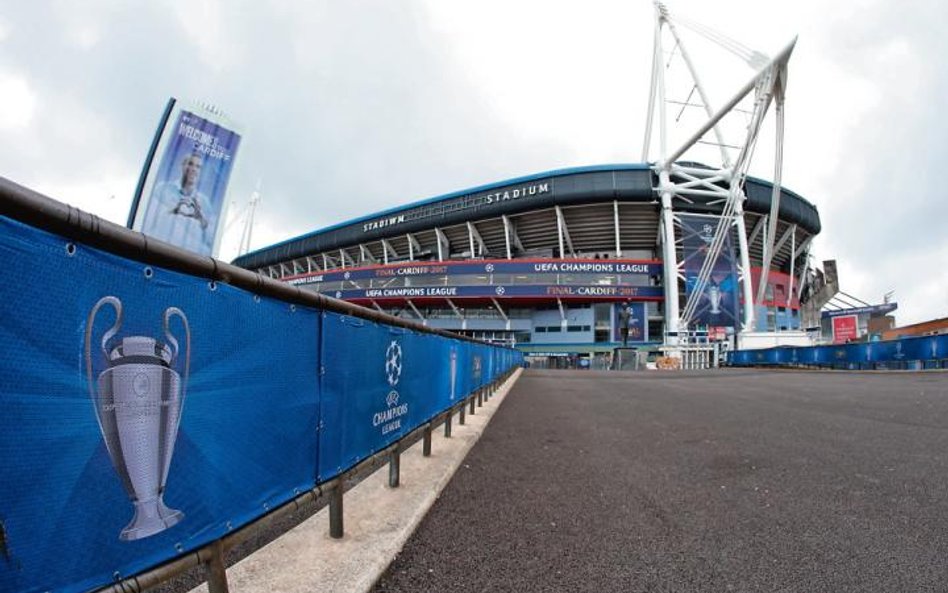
[[535, 327, 547, 333], [547, 326, 562, 333], [567, 325, 583, 332], [648, 320, 663, 339]]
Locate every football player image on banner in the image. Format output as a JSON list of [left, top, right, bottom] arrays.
[[131, 100, 241, 257], [613, 302, 648, 345], [680, 214, 741, 328]]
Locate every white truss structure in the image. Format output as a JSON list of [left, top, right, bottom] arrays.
[[642, 1, 796, 346]]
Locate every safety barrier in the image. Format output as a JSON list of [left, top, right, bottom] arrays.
[[727, 335, 948, 370], [0, 177, 523, 593]]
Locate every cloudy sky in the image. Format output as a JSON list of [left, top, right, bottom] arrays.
[[1, 0, 945, 325]]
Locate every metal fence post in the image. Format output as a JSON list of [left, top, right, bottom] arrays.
[[329, 485, 344, 539], [205, 540, 229, 593], [459, 402, 466, 425], [444, 412, 452, 437], [389, 447, 401, 488], [469, 394, 476, 415], [423, 424, 432, 457], [477, 389, 483, 407]]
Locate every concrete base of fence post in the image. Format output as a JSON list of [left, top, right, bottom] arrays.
[[469, 395, 475, 415], [389, 447, 401, 488], [459, 403, 466, 425], [205, 540, 229, 593], [329, 485, 344, 539], [423, 424, 432, 457], [444, 412, 452, 438]]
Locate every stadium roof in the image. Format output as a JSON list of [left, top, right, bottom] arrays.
[[234, 163, 820, 270]]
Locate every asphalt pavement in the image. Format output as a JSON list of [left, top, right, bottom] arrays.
[[372, 368, 948, 593]]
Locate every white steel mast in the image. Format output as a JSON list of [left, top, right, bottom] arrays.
[[642, 1, 796, 347]]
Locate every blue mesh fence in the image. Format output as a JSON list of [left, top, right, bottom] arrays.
[[0, 215, 522, 593], [728, 334, 948, 370]]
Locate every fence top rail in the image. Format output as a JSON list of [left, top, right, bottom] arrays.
[[0, 176, 511, 348]]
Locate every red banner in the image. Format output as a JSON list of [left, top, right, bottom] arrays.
[[832, 315, 858, 344]]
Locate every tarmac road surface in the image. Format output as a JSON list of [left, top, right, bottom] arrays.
[[373, 368, 948, 593]]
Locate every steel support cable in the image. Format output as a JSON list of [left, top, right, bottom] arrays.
[[679, 71, 775, 326], [673, 17, 755, 63], [680, 107, 763, 324], [683, 64, 780, 326], [671, 14, 768, 69], [660, 8, 734, 168]]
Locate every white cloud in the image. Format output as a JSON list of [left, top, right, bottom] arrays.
[[0, 0, 945, 327], [36, 169, 137, 226], [0, 74, 36, 130]]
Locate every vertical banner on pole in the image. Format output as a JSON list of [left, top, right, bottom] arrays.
[[613, 302, 648, 343], [680, 214, 740, 327], [130, 99, 242, 258]]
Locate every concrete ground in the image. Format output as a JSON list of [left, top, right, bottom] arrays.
[[373, 368, 948, 593], [187, 369, 521, 593]]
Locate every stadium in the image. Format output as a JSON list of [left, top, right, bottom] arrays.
[[233, 163, 821, 368], [229, 4, 830, 369]]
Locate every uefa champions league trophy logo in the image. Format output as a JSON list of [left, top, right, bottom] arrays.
[[84, 296, 190, 541], [701, 224, 714, 244], [707, 281, 722, 315]]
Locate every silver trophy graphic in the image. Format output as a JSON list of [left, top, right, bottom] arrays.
[[85, 296, 190, 541], [707, 282, 723, 315]]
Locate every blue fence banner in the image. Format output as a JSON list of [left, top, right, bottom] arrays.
[[318, 314, 473, 481], [728, 334, 948, 370], [0, 216, 320, 593], [0, 213, 522, 593]]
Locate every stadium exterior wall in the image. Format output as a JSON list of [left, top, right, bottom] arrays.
[[234, 164, 820, 367]]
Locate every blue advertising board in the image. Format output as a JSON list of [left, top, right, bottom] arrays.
[[0, 213, 524, 593], [0, 216, 319, 593], [318, 314, 466, 481], [613, 302, 648, 343], [821, 303, 898, 319], [679, 214, 740, 327], [728, 334, 948, 369]]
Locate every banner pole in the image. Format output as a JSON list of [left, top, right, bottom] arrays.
[[127, 97, 177, 228]]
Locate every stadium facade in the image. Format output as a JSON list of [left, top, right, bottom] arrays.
[[233, 163, 821, 367]]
